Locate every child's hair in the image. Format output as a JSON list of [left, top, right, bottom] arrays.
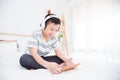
[[44, 14, 61, 29]]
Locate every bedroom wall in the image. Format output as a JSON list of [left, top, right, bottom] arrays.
[[0, 0, 68, 34], [0, 0, 71, 55]]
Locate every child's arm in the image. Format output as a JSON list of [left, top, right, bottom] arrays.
[[29, 47, 61, 74], [54, 48, 74, 65], [29, 47, 48, 66], [54, 49, 69, 62]]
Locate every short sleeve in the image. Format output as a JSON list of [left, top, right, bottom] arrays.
[[27, 32, 38, 48]]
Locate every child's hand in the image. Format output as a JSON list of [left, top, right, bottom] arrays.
[[58, 57, 80, 72], [65, 57, 74, 66], [46, 62, 61, 74]]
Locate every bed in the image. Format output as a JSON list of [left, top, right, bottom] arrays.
[[0, 40, 120, 80]]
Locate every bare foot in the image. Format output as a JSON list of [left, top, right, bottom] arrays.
[[59, 63, 66, 67], [29, 69, 34, 70]]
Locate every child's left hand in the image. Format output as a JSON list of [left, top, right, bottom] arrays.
[[65, 57, 74, 66]]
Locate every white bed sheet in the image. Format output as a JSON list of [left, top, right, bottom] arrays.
[[0, 42, 120, 80], [1, 57, 120, 80]]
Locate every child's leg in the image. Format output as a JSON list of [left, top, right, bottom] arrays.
[[20, 54, 65, 69], [43, 55, 64, 64], [19, 54, 45, 69], [43, 55, 66, 67]]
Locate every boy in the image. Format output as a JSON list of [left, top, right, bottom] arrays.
[[20, 13, 74, 74]]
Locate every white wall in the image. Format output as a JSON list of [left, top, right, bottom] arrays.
[[0, 0, 68, 34], [0, 0, 71, 55]]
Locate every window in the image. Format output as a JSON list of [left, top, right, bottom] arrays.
[[71, 0, 120, 63]]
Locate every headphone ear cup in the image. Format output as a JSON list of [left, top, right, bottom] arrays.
[[40, 20, 45, 30], [40, 14, 58, 30]]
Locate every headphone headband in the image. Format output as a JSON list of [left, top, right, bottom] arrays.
[[40, 14, 60, 30], [44, 14, 58, 22]]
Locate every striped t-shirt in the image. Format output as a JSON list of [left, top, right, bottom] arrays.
[[25, 29, 60, 56]]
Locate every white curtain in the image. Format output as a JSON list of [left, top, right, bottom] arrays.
[[71, 0, 120, 62]]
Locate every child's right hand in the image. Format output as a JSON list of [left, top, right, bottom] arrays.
[[45, 62, 61, 74]]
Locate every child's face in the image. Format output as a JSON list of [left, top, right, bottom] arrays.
[[44, 22, 60, 38]]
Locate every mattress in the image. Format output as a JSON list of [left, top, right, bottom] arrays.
[[0, 41, 120, 80]]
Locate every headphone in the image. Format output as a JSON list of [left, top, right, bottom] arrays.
[[40, 14, 59, 30]]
